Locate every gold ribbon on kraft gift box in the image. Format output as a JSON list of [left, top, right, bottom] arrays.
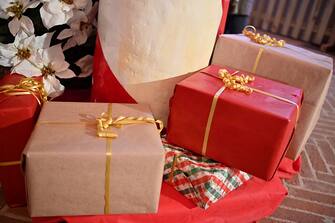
[[96, 104, 163, 214], [242, 25, 285, 73], [37, 103, 163, 214], [0, 77, 47, 168], [201, 69, 300, 156]]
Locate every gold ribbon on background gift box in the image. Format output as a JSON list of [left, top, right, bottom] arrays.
[[242, 25, 285, 73], [0, 77, 47, 168], [201, 69, 300, 156], [38, 103, 163, 214]]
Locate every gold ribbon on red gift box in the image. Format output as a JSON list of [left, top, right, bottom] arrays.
[[0, 77, 47, 168], [200, 25, 294, 156], [0, 77, 47, 106], [201, 69, 300, 156]]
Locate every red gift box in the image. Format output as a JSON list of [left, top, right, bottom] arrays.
[[167, 65, 303, 180], [0, 74, 42, 207]]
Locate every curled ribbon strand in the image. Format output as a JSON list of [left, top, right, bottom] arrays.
[[97, 113, 164, 138], [0, 77, 47, 105], [242, 25, 285, 47]]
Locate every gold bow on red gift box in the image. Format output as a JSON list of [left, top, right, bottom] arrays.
[[0, 77, 47, 168], [201, 69, 300, 156], [0, 77, 47, 106]]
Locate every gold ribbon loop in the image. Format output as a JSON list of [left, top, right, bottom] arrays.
[[242, 25, 285, 47], [0, 77, 47, 105]]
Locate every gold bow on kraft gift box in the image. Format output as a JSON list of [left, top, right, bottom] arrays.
[[37, 104, 163, 214], [201, 69, 300, 156], [0, 77, 47, 168], [242, 25, 285, 74]]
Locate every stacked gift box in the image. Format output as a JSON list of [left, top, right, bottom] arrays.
[[0, 0, 334, 222]]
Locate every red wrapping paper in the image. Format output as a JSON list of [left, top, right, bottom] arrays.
[[32, 178, 287, 223], [91, 0, 230, 104], [167, 65, 303, 180], [32, 156, 301, 223], [0, 74, 41, 207]]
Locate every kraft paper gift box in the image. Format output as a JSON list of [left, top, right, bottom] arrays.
[[0, 74, 45, 207], [211, 33, 333, 160], [167, 65, 303, 180], [92, 0, 230, 124], [23, 102, 165, 217]]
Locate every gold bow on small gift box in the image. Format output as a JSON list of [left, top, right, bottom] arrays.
[[241, 25, 286, 73], [242, 25, 285, 47]]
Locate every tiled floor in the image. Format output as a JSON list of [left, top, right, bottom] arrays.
[[0, 41, 334, 222], [262, 77, 335, 223]]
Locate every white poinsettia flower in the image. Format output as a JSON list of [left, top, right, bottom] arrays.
[[0, 0, 40, 36], [58, 1, 98, 51], [35, 44, 75, 96], [0, 31, 53, 76], [40, 0, 89, 29], [75, 54, 93, 77], [43, 75, 65, 98]]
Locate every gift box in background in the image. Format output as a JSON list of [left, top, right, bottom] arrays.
[[0, 74, 44, 207], [163, 139, 250, 209], [92, 0, 230, 124], [23, 102, 165, 217], [167, 65, 303, 180], [212, 33, 333, 160]]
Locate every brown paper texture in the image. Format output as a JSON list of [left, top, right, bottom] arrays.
[[212, 35, 333, 160], [125, 72, 193, 124], [23, 102, 165, 217]]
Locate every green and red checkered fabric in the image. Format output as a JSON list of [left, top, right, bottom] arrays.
[[163, 139, 251, 209]]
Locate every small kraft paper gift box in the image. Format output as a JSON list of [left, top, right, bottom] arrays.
[[0, 74, 46, 207], [212, 26, 333, 160], [23, 102, 165, 217], [167, 65, 303, 180]]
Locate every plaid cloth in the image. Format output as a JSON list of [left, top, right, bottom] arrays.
[[163, 139, 251, 209]]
